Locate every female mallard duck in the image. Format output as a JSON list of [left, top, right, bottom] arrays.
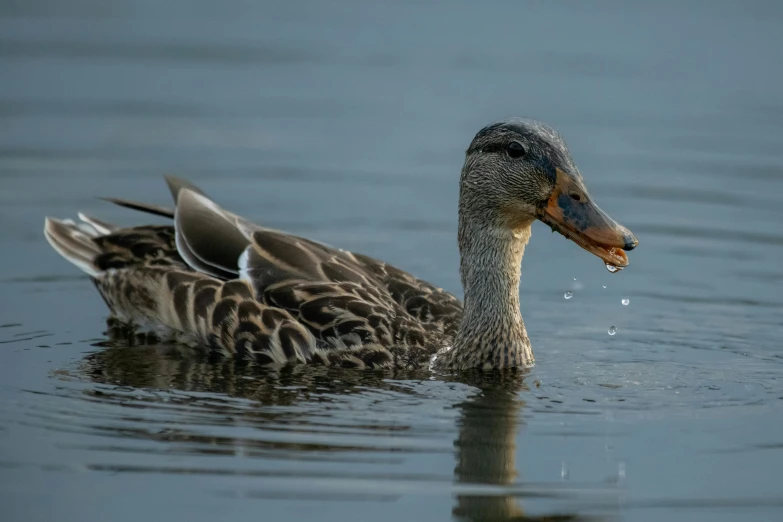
[[44, 118, 637, 371]]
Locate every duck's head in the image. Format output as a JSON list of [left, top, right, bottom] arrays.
[[460, 118, 637, 268]]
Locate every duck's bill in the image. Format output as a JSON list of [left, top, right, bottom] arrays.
[[538, 168, 637, 268]]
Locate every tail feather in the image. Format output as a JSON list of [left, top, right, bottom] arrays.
[[77, 212, 117, 235], [97, 175, 208, 220], [100, 197, 175, 219], [44, 217, 104, 277]]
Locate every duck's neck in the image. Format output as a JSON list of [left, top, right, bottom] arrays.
[[447, 215, 534, 369]]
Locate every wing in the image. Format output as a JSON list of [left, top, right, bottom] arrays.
[[259, 279, 438, 369], [163, 179, 463, 333], [351, 253, 463, 337]]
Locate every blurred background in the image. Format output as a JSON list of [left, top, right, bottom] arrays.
[[1, 1, 783, 521]]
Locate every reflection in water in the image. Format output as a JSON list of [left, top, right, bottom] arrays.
[[83, 343, 429, 403], [451, 372, 587, 522], [75, 345, 597, 521], [454, 372, 528, 520]]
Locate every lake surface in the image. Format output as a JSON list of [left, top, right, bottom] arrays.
[[2, 1, 783, 520]]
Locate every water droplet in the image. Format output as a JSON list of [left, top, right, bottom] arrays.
[[573, 277, 577, 281], [602, 285, 607, 289], [608, 326, 617, 335], [564, 291, 573, 300], [561, 461, 570, 480], [621, 298, 630, 306], [618, 461, 626, 480], [605, 263, 621, 273]]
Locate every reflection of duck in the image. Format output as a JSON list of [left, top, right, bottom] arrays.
[[452, 373, 590, 522], [453, 372, 529, 520], [79, 348, 594, 520], [82, 344, 427, 405], [45, 119, 636, 370]]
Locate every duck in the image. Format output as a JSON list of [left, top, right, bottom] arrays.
[[44, 118, 637, 371]]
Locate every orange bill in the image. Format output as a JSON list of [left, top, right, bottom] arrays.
[[538, 168, 638, 268]]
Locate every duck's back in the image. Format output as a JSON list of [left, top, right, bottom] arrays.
[[44, 176, 462, 369]]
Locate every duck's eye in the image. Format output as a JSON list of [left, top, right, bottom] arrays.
[[506, 141, 526, 159], [570, 193, 583, 202]]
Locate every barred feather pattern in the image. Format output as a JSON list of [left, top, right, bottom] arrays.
[[45, 184, 462, 370], [96, 266, 316, 366]]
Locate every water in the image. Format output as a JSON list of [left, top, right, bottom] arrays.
[[622, 299, 630, 306], [564, 291, 573, 300], [608, 326, 617, 336], [2, 1, 783, 521]]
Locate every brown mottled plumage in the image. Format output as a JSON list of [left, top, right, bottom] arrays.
[[44, 118, 637, 371]]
